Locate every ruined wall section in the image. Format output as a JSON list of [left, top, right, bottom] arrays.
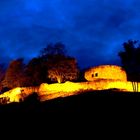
[[85, 65, 127, 82]]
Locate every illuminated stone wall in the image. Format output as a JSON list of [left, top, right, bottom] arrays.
[[0, 80, 139, 104], [38, 80, 138, 101], [84, 65, 127, 82], [0, 87, 39, 103]]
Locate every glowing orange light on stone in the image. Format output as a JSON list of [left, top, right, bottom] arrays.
[[0, 65, 139, 104], [85, 65, 127, 82]]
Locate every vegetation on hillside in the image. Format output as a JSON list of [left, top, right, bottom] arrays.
[[0, 39, 140, 94], [0, 42, 80, 92], [118, 39, 140, 92]]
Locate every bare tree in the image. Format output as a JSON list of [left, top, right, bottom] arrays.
[[40, 42, 79, 83], [47, 57, 79, 83]]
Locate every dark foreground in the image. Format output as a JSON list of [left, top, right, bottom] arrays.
[[0, 89, 140, 113]]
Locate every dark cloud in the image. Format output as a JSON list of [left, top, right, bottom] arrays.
[[0, 0, 140, 68]]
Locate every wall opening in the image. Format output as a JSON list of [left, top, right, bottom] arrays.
[[92, 73, 98, 78], [95, 73, 98, 77]]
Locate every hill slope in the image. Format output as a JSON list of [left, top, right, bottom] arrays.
[[0, 89, 140, 113]]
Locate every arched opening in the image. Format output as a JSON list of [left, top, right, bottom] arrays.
[[95, 73, 98, 77]]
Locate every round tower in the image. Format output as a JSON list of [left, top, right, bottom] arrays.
[[84, 65, 127, 82]]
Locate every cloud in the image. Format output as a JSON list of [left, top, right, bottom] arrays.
[[0, 0, 140, 68]]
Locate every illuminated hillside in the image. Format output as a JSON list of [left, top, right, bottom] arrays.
[[0, 65, 139, 104]]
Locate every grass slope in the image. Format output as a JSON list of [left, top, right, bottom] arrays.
[[0, 89, 140, 113]]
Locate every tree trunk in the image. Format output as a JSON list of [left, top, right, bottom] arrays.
[[137, 82, 138, 92], [132, 81, 136, 92]]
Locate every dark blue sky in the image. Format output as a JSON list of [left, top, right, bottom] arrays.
[[0, 0, 140, 68]]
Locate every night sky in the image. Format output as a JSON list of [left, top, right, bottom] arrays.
[[0, 0, 140, 68]]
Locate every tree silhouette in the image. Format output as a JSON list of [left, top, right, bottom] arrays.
[[40, 42, 79, 83], [3, 58, 25, 89], [40, 42, 67, 60], [118, 40, 140, 92], [25, 57, 48, 86], [0, 63, 6, 92]]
